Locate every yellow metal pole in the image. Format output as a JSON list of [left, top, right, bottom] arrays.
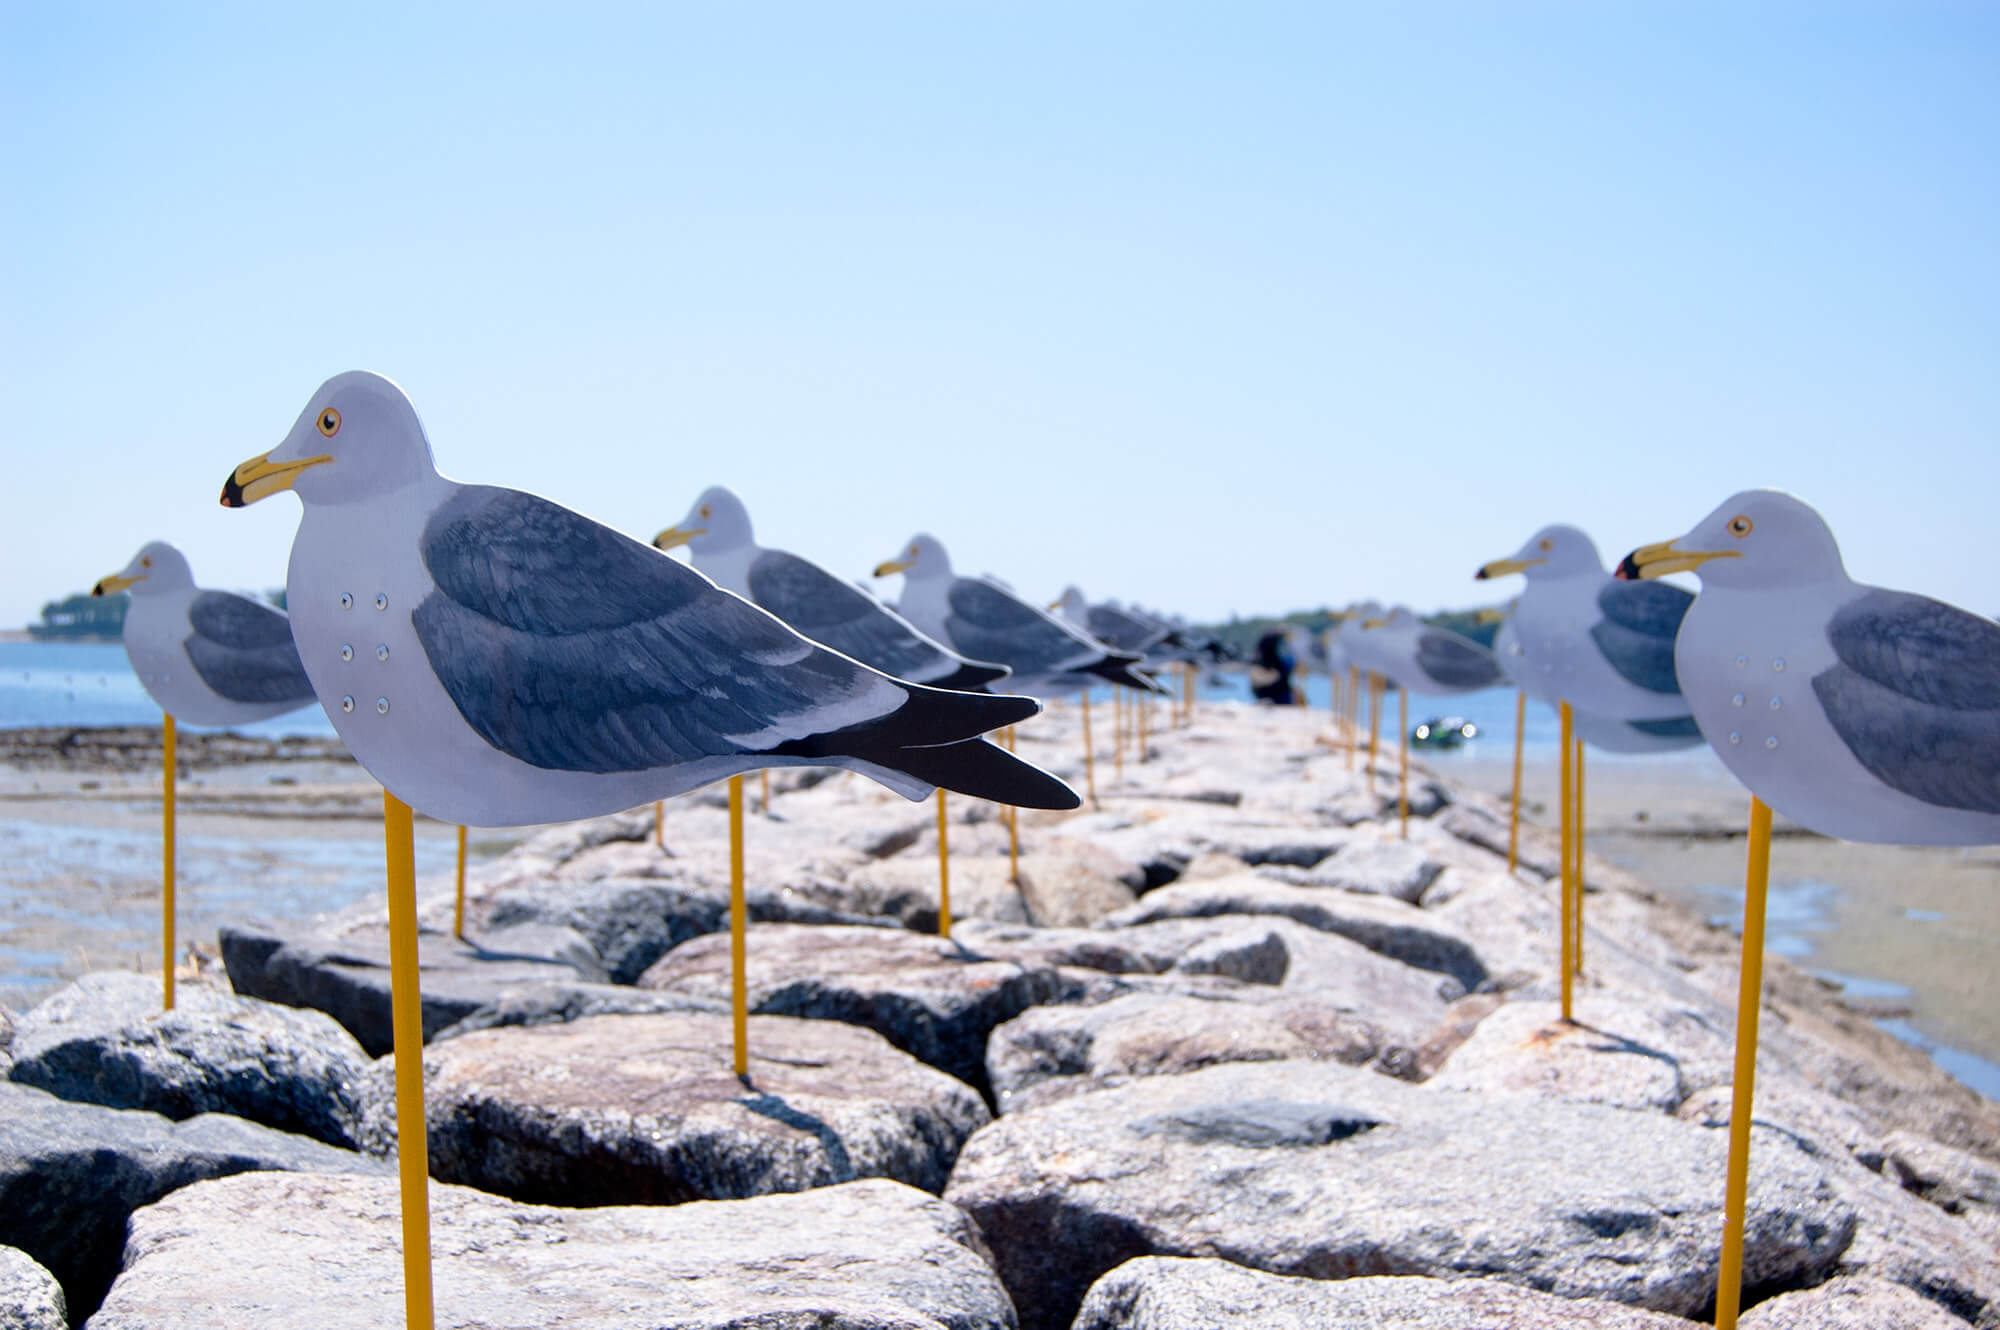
[[1714, 795, 1772, 1330], [1508, 690, 1525, 874], [161, 713, 177, 1012], [1114, 689, 1125, 786], [654, 799, 664, 849], [935, 788, 951, 938], [452, 825, 467, 940], [728, 774, 747, 1077], [1081, 687, 1098, 808], [1183, 661, 1195, 727], [1398, 687, 1410, 839], [1346, 665, 1360, 767], [1558, 702, 1574, 1023], [381, 790, 435, 1330], [1574, 740, 1587, 976], [1138, 685, 1148, 763], [1368, 674, 1384, 795]]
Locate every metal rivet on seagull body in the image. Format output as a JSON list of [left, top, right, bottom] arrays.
[[1769, 696, 1782, 710], [376, 644, 390, 662], [1735, 655, 1748, 668], [1732, 693, 1745, 708], [1772, 658, 1785, 672], [340, 696, 354, 713], [1765, 736, 1779, 749], [339, 593, 353, 610], [376, 698, 390, 714], [1728, 732, 1742, 745], [374, 594, 389, 611]]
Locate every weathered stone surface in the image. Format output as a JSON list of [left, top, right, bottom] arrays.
[[1822, 1149, 2000, 1325], [987, 988, 1397, 1112], [0, 1245, 64, 1330], [1100, 872, 1489, 991], [944, 1059, 1854, 1330], [89, 1172, 1017, 1330], [955, 918, 1287, 986], [835, 855, 1034, 930], [1427, 996, 1735, 1112], [1434, 799, 1560, 878], [367, 1012, 989, 1205], [1739, 1275, 1971, 1329], [430, 980, 726, 1040], [483, 876, 730, 983], [0, 1008, 14, 1081], [1261, 920, 1461, 1040], [7, 971, 378, 1151], [1259, 837, 1444, 904], [0, 1082, 386, 1322], [1880, 1128, 2000, 1225], [221, 919, 609, 1056], [638, 923, 1083, 1096], [1073, 1258, 1703, 1330]]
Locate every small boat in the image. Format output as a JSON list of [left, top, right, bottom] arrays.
[[1412, 716, 1479, 749]]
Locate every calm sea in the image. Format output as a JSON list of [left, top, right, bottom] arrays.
[[1, 639, 336, 737]]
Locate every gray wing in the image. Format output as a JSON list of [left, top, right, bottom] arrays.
[[1626, 715, 1703, 740], [747, 549, 958, 682], [1589, 580, 1691, 695], [1084, 604, 1165, 654], [945, 579, 1099, 676], [1811, 589, 2000, 814], [414, 487, 996, 774], [182, 591, 316, 705], [1415, 629, 1503, 690]]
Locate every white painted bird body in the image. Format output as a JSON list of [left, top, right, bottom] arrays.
[[1626, 489, 2000, 845], [97, 542, 316, 727]]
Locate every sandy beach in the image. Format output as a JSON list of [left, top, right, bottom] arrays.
[[1441, 746, 2000, 1080], [4, 716, 1997, 1094]]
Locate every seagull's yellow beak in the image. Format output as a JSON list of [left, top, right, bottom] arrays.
[[1475, 556, 1544, 581], [1472, 606, 1508, 624], [221, 450, 332, 508], [92, 573, 142, 597], [652, 524, 704, 552], [873, 557, 914, 577], [1616, 540, 1738, 581], [1361, 616, 1388, 630]]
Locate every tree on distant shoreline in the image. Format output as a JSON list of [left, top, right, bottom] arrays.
[[28, 592, 126, 639]]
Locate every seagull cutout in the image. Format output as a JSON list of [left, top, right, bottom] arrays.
[[219, 372, 1078, 827], [874, 535, 1162, 695], [1334, 601, 1398, 690], [1488, 607, 1703, 752], [92, 541, 317, 725], [1619, 489, 2000, 843], [1050, 586, 1174, 657], [654, 486, 1010, 693], [1476, 525, 1693, 721], [1357, 607, 1504, 695]]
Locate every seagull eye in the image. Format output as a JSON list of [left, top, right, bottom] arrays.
[[908, 546, 918, 557], [1537, 538, 1553, 552], [317, 408, 342, 437], [1728, 516, 1753, 537], [141, 557, 152, 569], [699, 505, 712, 520]]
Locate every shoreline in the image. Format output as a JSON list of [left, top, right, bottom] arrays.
[[4, 719, 1998, 1097]]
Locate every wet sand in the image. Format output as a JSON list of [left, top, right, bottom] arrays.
[[1437, 745, 2000, 1076]]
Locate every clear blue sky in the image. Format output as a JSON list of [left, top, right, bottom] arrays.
[[4, 3, 1995, 630]]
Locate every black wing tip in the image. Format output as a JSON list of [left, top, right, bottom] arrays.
[[936, 661, 1011, 692], [890, 737, 1081, 810]]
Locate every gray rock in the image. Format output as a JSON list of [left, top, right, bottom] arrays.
[[637, 923, 1085, 1097], [1739, 1275, 1972, 1329], [430, 980, 727, 1040], [1434, 800, 1560, 878], [221, 919, 608, 1056], [987, 988, 1396, 1113], [484, 876, 730, 983], [1426, 996, 1736, 1113], [0, 1008, 13, 1080], [834, 855, 1034, 931], [1073, 1258, 1703, 1330], [1260, 838, 1445, 904], [943, 1059, 1854, 1330], [1822, 1146, 2000, 1326], [1262, 920, 1462, 1039], [1100, 871, 1489, 991], [367, 1012, 989, 1205], [89, 1172, 1017, 1330], [0, 1081, 386, 1322], [954, 918, 1288, 986], [1880, 1129, 2000, 1223], [7, 971, 378, 1150], [0, 1245, 64, 1330]]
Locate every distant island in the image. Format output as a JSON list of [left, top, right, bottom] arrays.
[[1194, 605, 1505, 658]]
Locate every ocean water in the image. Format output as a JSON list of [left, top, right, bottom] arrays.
[[1, 640, 337, 737]]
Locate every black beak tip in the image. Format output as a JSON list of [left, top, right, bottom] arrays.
[[220, 473, 246, 508], [1613, 553, 1641, 581], [90, 583, 105, 598], [1473, 567, 1490, 581]]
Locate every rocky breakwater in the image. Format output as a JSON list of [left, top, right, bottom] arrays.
[[1, 701, 1994, 1328]]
